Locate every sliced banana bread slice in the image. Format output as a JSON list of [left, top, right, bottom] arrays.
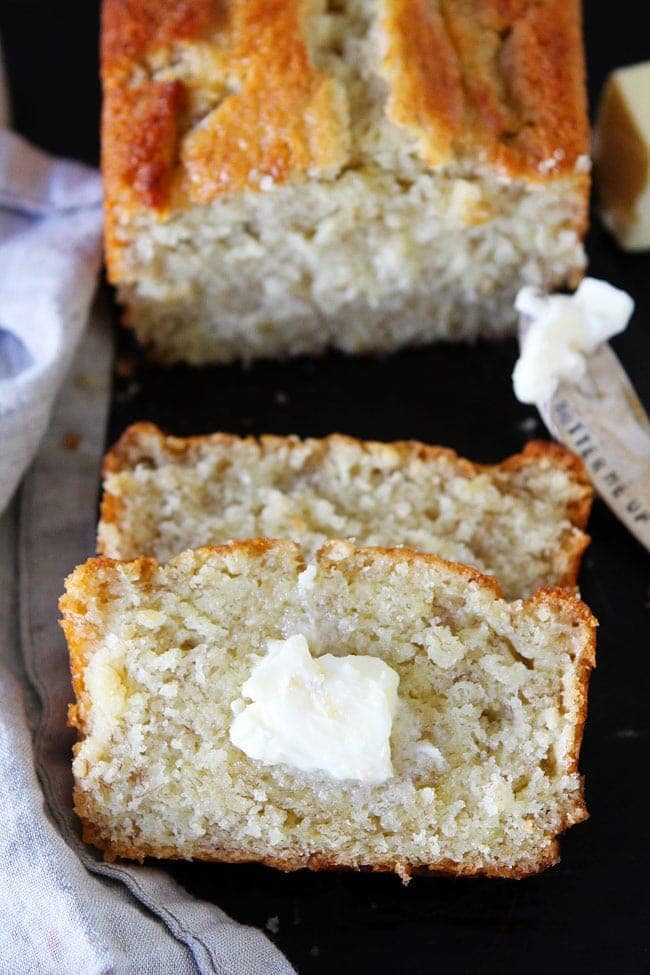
[[61, 540, 595, 879], [99, 424, 592, 600]]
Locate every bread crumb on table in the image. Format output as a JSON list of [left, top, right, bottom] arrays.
[[62, 431, 81, 451]]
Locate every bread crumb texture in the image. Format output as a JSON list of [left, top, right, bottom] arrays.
[[61, 540, 596, 878], [102, 0, 589, 362], [100, 426, 592, 600]]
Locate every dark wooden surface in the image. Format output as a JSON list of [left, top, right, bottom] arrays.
[[1, 2, 649, 972]]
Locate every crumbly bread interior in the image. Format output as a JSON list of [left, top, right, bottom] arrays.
[[62, 541, 595, 878], [112, 0, 587, 363], [100, 428, 591, 600], [119, 173, 585, 364]]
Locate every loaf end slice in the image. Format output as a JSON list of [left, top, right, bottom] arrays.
[[62, 540, 596, 879], [99, 424, 592, 600]]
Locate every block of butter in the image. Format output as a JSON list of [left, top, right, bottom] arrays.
[[594, 61, 650, 251]]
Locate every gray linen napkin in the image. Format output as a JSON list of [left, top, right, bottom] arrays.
[[0, 48, 295, 975]]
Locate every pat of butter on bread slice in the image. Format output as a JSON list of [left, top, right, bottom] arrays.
[[230, 634, 399, 784]]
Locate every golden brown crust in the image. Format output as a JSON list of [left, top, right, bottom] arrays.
[[101, 0, 589, 247], [103, 82, 185, 215], [178, 2, 349, 204], [99, 423, 593, 591], [102, 0, 220, 88], [63, 537, 595, 879], [381, 0, 465, 167], [381, 0, 589, 179], [101, 0, 348, 225]]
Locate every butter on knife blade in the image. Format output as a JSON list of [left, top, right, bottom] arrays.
[[513, 279, 650, 552]]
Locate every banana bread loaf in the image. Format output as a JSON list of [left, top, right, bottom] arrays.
[[102, 0, 590, 363]]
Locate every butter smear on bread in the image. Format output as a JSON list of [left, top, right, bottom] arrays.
[[230, 635, 399, 784]]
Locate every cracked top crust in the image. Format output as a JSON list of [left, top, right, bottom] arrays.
[[102, 0, 589, 213]]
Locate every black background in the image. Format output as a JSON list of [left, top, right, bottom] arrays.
[[1, 2, 649, 972]]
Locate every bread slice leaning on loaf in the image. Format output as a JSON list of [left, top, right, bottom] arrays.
[[99, 424, 592, 600], [102, 0, 590, 363], [61, 540, 596, 879]]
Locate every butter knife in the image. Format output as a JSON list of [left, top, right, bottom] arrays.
[[518, 318, 650, 552]]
